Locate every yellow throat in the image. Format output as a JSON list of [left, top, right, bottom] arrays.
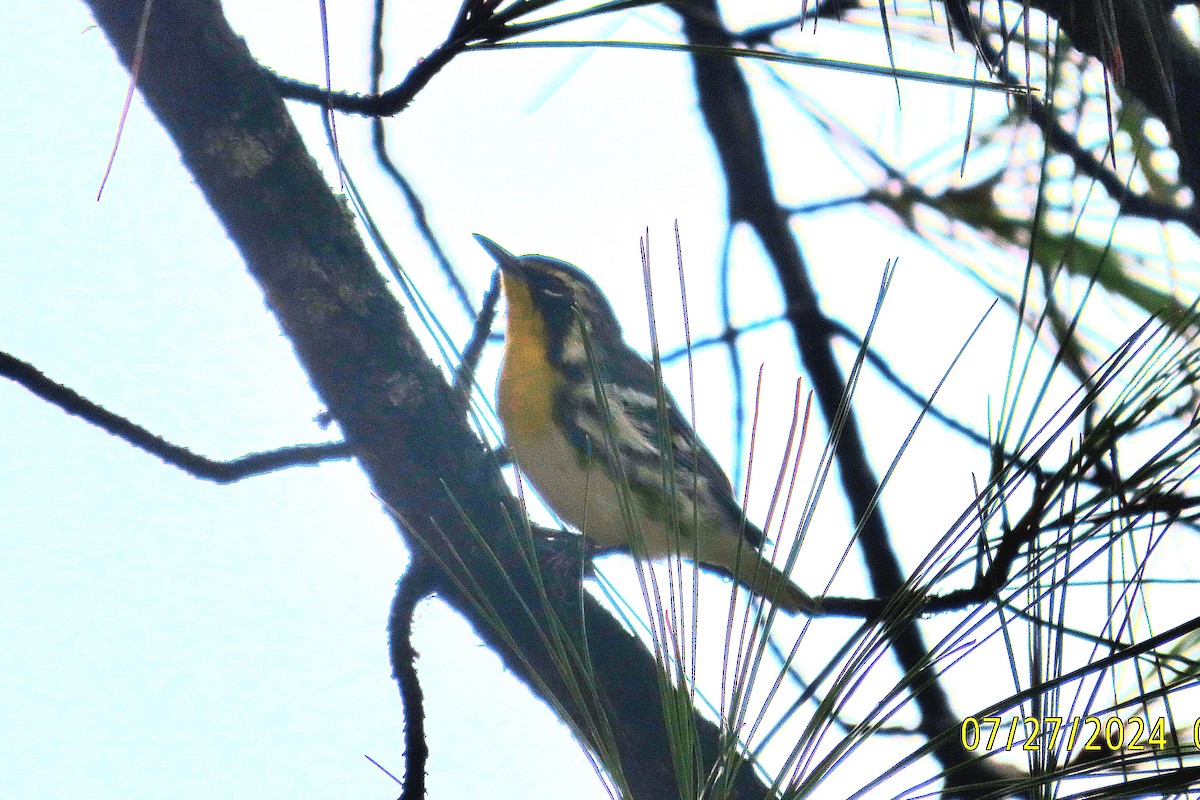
[[497, 274, 561, 442]]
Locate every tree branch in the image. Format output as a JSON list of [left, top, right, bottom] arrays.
[[0, 351, 353, 482], [80, 2, 776, 797], [943, 0, 1200, 232], [388, 559, 435, 800], [675, 3, 1015, 795]]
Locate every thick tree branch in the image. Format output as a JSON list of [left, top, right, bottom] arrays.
[[80, 2, 774, 797]]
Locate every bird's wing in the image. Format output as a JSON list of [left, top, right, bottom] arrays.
[[556, 341, 764, 549]]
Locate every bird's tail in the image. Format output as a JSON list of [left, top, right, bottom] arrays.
[[722, 548, 821, 616]]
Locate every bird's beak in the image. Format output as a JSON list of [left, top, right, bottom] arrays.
[[473, 234, 522, 277]]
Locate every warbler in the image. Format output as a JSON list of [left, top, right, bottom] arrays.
[[477, 235, 819, 616]]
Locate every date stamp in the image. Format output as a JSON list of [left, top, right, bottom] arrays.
[[961, 716, 1173, 753]]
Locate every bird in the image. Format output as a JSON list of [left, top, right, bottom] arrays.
[[476, 234, 819, 616]]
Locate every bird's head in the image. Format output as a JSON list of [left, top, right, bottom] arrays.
[[474, 234, 624, 351]]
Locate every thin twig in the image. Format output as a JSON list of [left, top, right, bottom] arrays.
[[0, 351, 352, 482]]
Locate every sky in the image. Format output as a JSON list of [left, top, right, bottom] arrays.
[[2, 2, 1159, 798]]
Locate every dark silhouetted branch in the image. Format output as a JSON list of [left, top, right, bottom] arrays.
[[0, 351, 353, 482], [388, 559, 436, 800]]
